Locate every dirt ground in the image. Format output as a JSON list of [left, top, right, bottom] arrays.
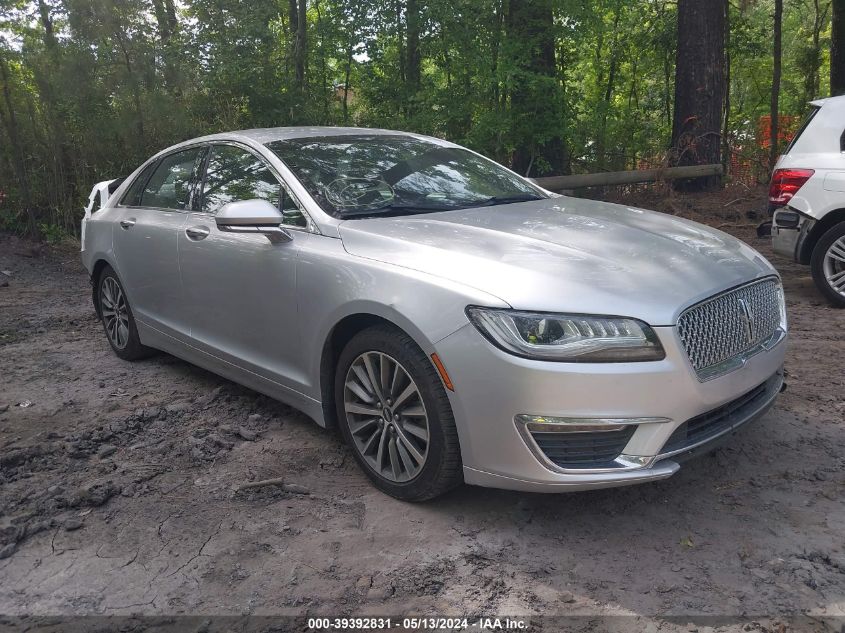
[[0, 186, 843, 632]]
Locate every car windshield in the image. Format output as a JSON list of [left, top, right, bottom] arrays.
[[265, 134, 545, 218]]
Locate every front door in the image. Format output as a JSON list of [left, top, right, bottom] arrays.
[[178, 143, 312, 390], [112, 147, 205, 339]]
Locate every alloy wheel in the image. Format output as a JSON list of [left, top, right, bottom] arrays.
[[343, 351, 430, 483], [100, 277, 130, 350], [823, 237, 845, 298]]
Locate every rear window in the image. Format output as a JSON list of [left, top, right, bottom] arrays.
[[120, 162, 157, 206], [784, 106, 820, 154], [89, 190, 102, 214]]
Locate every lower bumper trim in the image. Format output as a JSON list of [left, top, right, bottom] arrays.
[[463, 460, 680, 493], [655, 371, 782, 461]]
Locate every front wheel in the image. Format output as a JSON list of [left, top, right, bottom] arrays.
[[334, 325, 462, 501], [810, 221, 845, 308]]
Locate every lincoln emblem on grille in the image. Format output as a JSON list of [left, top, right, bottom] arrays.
[[738, 298, 755, 344]]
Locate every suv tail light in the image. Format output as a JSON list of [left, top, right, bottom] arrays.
[[769, 169, 814, 206]]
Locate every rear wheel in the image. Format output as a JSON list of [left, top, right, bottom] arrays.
[[97, 266, 154, 360], [334, 325, 462, 501], [811, 222, 845, 308]]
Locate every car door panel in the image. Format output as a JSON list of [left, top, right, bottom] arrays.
[[179, 219, 308, 388], [112, 147, 205, 340], [178, 143, 311, 391], [112, 208, 187, 338]]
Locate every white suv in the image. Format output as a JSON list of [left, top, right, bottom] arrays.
[[770, 96, 845, 307]]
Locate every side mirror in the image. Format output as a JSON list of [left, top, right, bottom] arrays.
[[215, 199, 292, 242]]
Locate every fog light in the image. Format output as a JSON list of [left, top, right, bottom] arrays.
[[515, 414, 671, 434]]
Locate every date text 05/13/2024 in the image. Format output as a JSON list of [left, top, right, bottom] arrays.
[[307, 617, 529, 630]]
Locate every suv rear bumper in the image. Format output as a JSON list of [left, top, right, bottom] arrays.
[[772, 208, 815, 262]]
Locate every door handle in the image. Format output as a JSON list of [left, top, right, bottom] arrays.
[[185, 225, 211, 240], [119, 218, 136, 229]]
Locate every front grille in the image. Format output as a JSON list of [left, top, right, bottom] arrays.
[[661, 374, 779, 455], [678, 278, 783, 379], [530, 426, 636, 469]]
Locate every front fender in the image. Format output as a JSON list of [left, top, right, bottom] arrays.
[[296, 235, 509, 401]]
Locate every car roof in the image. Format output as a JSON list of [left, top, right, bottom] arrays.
[[810, 95, 845, 108], [187, 126, 421, 146]]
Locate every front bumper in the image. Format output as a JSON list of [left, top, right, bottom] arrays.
[[435, 322, 786, 493]]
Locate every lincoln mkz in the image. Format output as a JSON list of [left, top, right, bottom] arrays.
[[81, 128, 787, 500]]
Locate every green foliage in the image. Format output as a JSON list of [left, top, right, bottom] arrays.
[[0, 0, 834, 236], [37, 221, 68, 243]]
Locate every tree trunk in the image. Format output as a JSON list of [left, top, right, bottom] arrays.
[[803, 0, 828, 102], [36, 0, 75, 211], [151, 0, 172, 42], [0, 52, 36, 236], [294, 0, 307, 90], [343, 38, 353, 124], [164, 0, 178, 36], [597, 1, 622, 170], [770, 0, 782, 170], [313, 0, 329, 120], [395, 0, 405, 85], [405, 0, 421, 94], [288, 0, 307, 90], [670, 0, 726, 191], [37, 0, 58, 51], [490, 0, 503, 112], [507, 0, 567, 176], [722, 0, 731, 176], [152, 0, 181, 93], [288, 0, 299, 39], [833, 0, 845, 95], [114, 24, 145, 146]]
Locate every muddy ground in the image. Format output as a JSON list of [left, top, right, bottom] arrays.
[[0, 186, 843, 632]]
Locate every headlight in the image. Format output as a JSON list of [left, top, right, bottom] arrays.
[[776, 284, 788, 331], [466, 307, 665, 362]]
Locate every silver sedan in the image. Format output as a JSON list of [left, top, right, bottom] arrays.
[[81, 128, 787, 500]]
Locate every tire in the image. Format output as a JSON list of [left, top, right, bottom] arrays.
[[334, 324, 463, 501], [97, 265, 155, 360], [810, 221, 845, 308]]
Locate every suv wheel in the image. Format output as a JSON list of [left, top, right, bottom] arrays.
[[334, 325, 462, 501], [97, 265, 155, 360], [811, 221, 845, 308]]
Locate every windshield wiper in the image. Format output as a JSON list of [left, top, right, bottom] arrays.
[[339, 195, 545, 219], [464, 194, 545, 208], [340, 204, 455, 219]]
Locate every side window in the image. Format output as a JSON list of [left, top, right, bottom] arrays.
[[120, 162, 157, 206], [140, 147, 204, 210], [89, 190, 102, 214], [202, 145, 307, 228], [784, 106, 819, 154], [281, 189, 307, 228], [202, 145, 280, 213]]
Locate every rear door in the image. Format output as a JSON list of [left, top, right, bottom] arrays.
[[178, 142, 311, 389], [112, 146, 206, 339]]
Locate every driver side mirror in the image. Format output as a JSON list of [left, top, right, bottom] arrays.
[[215, 199, 292, 242]]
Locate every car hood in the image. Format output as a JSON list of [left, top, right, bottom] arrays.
[[337, 197, 777, 325]]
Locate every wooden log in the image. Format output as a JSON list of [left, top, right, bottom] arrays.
[[532, 164, 724, 191]]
